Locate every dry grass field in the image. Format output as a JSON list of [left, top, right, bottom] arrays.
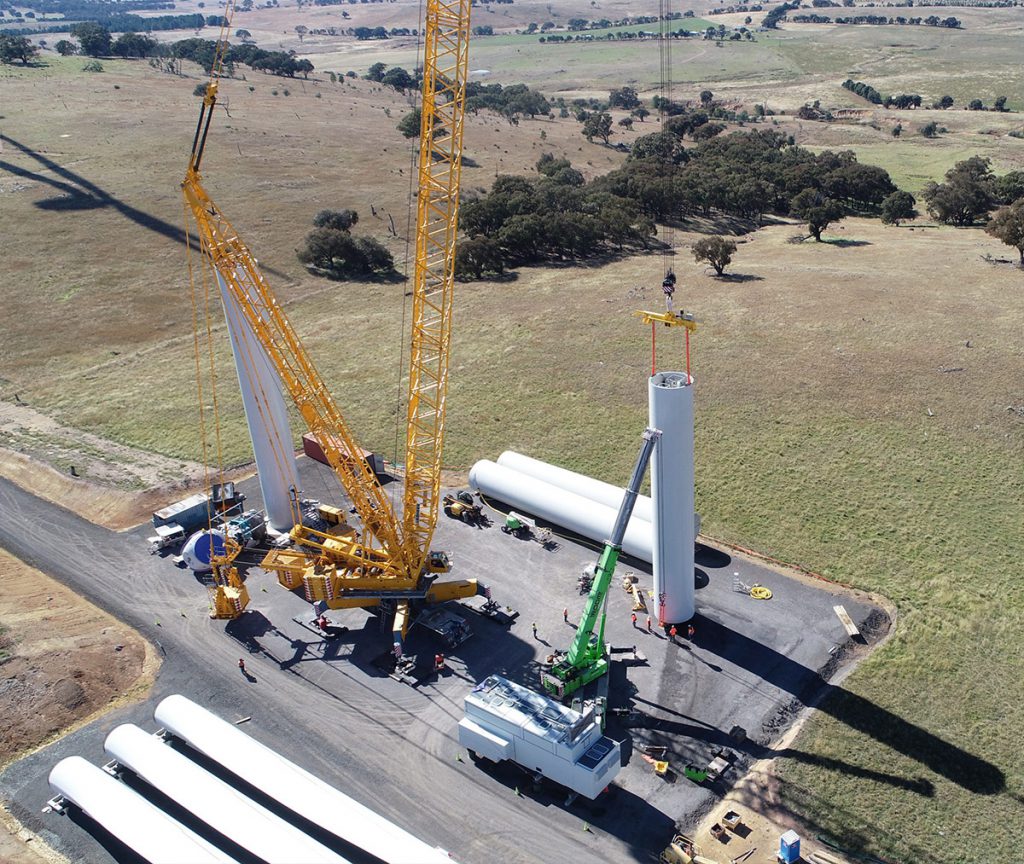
[[2, 12, 1024, 861]]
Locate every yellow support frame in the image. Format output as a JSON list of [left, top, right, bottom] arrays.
[[633, 309, 699, 331]]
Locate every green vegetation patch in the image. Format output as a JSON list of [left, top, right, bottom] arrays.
[[744, 419, 1024, 864]]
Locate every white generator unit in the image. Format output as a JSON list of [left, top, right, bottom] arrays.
[[459, 676, 621, 799]]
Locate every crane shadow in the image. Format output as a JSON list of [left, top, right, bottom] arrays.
[[767, 773, 941, 863], [0, 133, 290, 280], [695, 542, 731, 569], [688, 614, 1005, 795], [619, 694, 935, 796]]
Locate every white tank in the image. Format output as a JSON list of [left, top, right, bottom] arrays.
[[496, 451, 653, 523], [469, 460, 654, 562], [104, 724, 347, 864], [219, 272, 301, 534], [649, 371, 695, 624], [154, 694, 455, 864], [47, 756, 233, 864]]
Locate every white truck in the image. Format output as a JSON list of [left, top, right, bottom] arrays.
[[147, 523, 186, 554], [458, 675, 621, 799]]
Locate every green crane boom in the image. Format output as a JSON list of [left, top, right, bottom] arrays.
[[542, 427, 661, 699]]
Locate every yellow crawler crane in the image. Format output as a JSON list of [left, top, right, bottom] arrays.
[[183, 0, 478, 637]]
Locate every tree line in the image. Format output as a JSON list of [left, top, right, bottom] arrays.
[[388, 71, 554, 133], [454, 154, 655, 278], [2, 0, 173, 13], [452, 129, 909, 278], [923, 157, 1023, 223], [0, 32, 38, 64], [842, 80, 923, 109], [539, 28, 708, 44], [46, 24, 317, 79], [924, 158, 1024, 264], [842, 79, 1010, 112], [3, 12, 212, 36], [762, 1, 800, 28], [791, 13, 961, 26], [525, 10, 688, 34], [841, 78, 883, 104]]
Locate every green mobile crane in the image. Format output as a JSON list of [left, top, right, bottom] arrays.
[[541, 427, 661, 699]]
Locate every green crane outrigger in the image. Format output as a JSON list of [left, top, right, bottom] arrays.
[[541, 427, 661, 699]]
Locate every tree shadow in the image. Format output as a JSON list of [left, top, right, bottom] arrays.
[[715, 272, 764, 282], [455, 270, 519, 284], [502, 241, 671, 276], [822, 237, 872, 248], [0, 133, 290, 279], [690, 614, 1004, 795], [676, 212, 763, 235], [306, 264, 407, 284]]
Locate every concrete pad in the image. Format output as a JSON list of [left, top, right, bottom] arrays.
[[0, 458, 888, 864]]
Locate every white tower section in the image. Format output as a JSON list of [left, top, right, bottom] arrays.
[[649, 371, 695, 624], [218, 273, 300, 533], [469, 460, 654, 561], [496, 451, 654, 523]]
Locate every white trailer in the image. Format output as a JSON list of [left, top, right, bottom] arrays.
[[458, 676, 621, 799]]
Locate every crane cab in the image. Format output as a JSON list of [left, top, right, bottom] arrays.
[[426, 550, 453, 573], [317, 503, 347, 526]]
